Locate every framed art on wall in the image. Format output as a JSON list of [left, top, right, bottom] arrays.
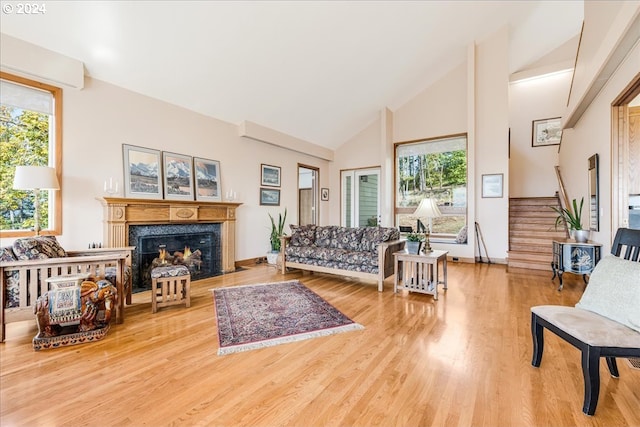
[[193, 157, 221, 202], [122, 144, 163, 199], [260, 188, 280, 206], [162, 152, 194, 200], [482, 173, 503, 198], [261, 164, 281, 187], [532, 117, 562, 147], [321, 188, 329, 201]]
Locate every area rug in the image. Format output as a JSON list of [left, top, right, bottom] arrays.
[[212, 280, 363, 355]]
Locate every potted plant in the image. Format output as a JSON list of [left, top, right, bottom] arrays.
[[267, 208, 287, 264], [405, 232, 423, 254], [551, 197, 589, 242]]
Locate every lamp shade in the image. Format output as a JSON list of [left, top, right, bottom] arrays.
[[414, 198, 442, 218], [13, 166, 60, 191], [13, 166, 60, 190]]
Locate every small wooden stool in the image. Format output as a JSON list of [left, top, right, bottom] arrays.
[[150, 265, 191, 313]]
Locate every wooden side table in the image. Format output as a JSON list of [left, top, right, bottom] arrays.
[[394, 250, 448, 299], [551, 239, 602, 291]]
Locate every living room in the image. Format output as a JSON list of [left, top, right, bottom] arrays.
[[1, 1, 639, 426]]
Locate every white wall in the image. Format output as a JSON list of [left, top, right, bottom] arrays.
[[330, 118, 383, 225], [394, 63, 468, 141], [558, 2, 640, 253], [559, 40, 640, 253], [2, 74, 330, 260], [509, 70, 571, 197], [474, 27, 510, 262]]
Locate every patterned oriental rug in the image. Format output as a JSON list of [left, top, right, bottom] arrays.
[[212, 280, 364, 355]]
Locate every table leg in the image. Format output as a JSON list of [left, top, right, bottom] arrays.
[[442, 256, 448, 290], [394, 258, 399, 293], [557, 272, 564, 291], [433, 261, 439, 300]]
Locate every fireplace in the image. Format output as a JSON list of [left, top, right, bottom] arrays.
[[100, 198, 240, 290], [129, 223, 222, 291]]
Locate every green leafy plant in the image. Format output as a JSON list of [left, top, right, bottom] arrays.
[[551, 197, 584, 230], [406, 232, 424, 242], [268, 208, 287, 252]]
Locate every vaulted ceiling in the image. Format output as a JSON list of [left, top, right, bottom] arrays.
[[0, 1, 583, 149]]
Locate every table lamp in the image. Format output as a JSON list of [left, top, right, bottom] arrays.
[[413, 198, 442, 252], [13, 166, 60, 236]]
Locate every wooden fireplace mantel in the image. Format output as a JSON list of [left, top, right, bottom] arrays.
[[100, 197, 242, 273]]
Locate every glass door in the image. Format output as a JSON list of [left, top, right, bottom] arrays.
[[341, 168, 380, 227]]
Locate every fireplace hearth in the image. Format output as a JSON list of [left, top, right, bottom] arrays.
[[129, 223, 221, 291]]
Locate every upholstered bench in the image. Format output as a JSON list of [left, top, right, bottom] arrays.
[[150, 265, 191, 313], [531, 248, 640, 415]]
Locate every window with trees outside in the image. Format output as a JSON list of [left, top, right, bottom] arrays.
[[0, 72, 62, 237], [395, 134, 467, 241]]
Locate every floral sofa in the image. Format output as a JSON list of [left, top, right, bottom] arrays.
[[280, 225, 405, 291], [0, 235, 133, 342]]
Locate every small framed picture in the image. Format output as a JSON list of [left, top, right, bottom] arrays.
[[260, 188, 280, 206], [482, 173, 503, 198], [162, 152, 194, 200], [193, 157, 221, 201], [261, 164, 281, 187], [532, 117, 562, 147], [321, 188, 329, 201], [122, 144, 163, 199]]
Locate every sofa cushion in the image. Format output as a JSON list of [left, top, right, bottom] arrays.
[[289, 224, 317, 247], [575, 255, 640, 332], [285, 245, 378, 267], [360, 227, 399, 252], [1, 247, 19, 308], [332, 226, 364, 251], [12, 236, 67, 260], [455, 225, 468, 244], [315, 226, 337, 248], [0, 246, 17, 262]]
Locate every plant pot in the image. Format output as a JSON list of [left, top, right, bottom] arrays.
[[573, 229, 590, 243], [406, 241, 422, 254], [266, 251, 279, 265]]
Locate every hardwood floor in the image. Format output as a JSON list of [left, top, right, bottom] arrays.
[[1, 262, 638, 426]]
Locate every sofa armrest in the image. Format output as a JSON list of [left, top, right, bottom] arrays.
[[376, 239, 406, 291], [280, 236, 291, 274]]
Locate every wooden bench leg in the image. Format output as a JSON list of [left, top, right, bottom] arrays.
[[605, 356, 619, 377], [531, 313, 544, 367], [581, 346, 601, 415]]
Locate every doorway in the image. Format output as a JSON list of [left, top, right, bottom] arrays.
[[341, 167, 380, 227], [612, 75, 640, 232], [298, 165, 318, 226]]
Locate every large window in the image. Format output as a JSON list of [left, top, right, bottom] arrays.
[[0, 72, 62, 237], [395, 134, 467, 239]]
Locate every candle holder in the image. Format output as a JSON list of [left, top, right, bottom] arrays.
[[104, 177, 119, 196]]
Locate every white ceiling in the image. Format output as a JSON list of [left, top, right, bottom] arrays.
[[0, 1, 584, 149]]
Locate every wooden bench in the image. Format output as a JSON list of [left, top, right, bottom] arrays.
[[0, 246, 134, 342]]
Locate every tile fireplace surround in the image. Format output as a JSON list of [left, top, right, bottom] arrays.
[[100, 197, 241, 274]]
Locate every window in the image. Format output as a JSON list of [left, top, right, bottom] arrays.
[[395, 134, 467, 239], [0, 72, 62, 237]]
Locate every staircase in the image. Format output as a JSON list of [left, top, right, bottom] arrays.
[[507, 196, 568, 272]]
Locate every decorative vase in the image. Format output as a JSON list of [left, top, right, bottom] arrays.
[[406, 241, 422, 254], [266, 251, 279, 265], [573, 229, 590, 243]]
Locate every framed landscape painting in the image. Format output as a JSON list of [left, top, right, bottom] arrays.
[[122, 144, 162, 199], [261, 164, 281, 187], [162, 152, 194, 200], [260, 188, 280, 206], [194, 157, 221, 201]]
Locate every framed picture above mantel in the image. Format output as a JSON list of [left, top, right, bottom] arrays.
[[122, 144, 163, 199], [162, 152, 194, 201]]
